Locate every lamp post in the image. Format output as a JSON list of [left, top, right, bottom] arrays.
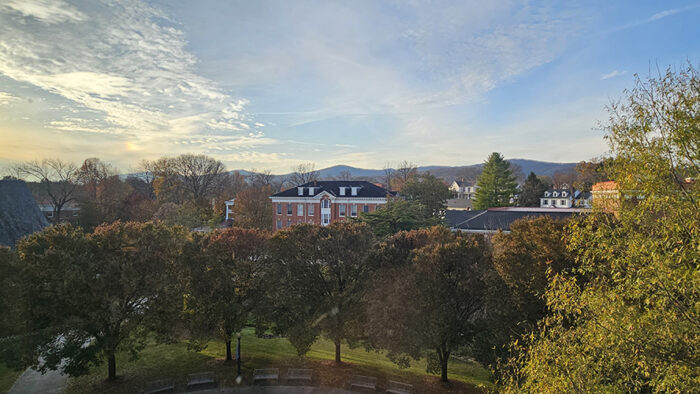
[[236, 331, 241, 376]]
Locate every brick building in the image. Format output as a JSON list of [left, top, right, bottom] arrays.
[[269, 181, 394, 231]]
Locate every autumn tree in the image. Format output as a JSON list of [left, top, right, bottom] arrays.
[[14, 222, 185, 380], [473, 152, 517, 209], [180, 227, 270, 361], [516, 172, 550, 207], [15, 159, 79, 221], [267, 222, 376, 362], [400, 173, 452, 217], [472, 216, 575, 371], [366, 227, 491, 382], [145, 154, 227, 204], [231, 185, 273, 230], [506, 65, 700, 392]]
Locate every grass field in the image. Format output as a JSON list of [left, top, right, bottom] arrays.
[[65, 327, 495, 393], [0, 363, 23, 394]]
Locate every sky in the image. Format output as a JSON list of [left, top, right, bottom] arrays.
[[1, 1, 699, 173]]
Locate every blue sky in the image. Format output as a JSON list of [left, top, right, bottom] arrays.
[[1, 1, 699, 172]]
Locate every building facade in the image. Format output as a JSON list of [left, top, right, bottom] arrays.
[[449, 180, 477, 200], [269, 181, 393, 232]]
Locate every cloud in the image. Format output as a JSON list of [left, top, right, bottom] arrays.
[[0, 91, 19, 105], [1, 0, 85, 24], [648, 5, 700, 22], [0, 0, 257, 151], [600, 70, 627, 80]]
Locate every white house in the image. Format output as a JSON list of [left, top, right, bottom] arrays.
[[449, 180, 477, 200]]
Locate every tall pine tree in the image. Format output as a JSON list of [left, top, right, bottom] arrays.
[[474, 152, 518, 209]]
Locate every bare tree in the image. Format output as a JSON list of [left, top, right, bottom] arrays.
[[394, 160, 418, 191], [15, 159, 79, 221], [289, 163, 320, 186], [142, 154, 227, 203], [382, 162, 394, 190], [76, 158, 116, 201], [248, 169, 275, 187], [337, 170, 353, 181]]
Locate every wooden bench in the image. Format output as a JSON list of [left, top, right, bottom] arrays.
[[186, 371, 216, 390], [143, 379, 175, 394], [287, 368, 312, 383], [349, 375, 377, 392], [386, 380, 414, 394], [253, 368, 279, 383]]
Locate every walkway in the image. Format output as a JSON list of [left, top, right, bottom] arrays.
[[8, 367, 67, 394], [194, 387, 353, 394]]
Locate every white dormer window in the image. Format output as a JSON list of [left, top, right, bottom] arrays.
[[562, 191, 567, 197], [351, 187, 359, 196], [339, 187, 346, 196], [544, 191, 550, 197], [298, 187, 304, 196], [553, 191, 558, 197], [307, 187, 315, 195]]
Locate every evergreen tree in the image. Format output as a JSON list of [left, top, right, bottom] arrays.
[[516, 172, 549, 207], [474, 152, 518, 209]]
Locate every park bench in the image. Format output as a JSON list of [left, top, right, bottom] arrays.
[[348, 374, 377, 392], [143, 379, 175, 394], [186, 371, 216, 390], [287, 368, 313, 383], [386, 380, 414, 394], [253, 368, 279, 383]]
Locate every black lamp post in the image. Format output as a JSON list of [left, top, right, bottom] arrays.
[[236, 331, 241, 376]]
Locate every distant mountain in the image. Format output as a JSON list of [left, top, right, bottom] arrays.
[[124, 159, 577, 183]]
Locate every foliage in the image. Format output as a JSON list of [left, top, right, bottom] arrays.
[[231, 185, 273, 230], [474, 152, 518, 209], [505, 65, 700, 392], [366, 227, 491, 382], [391, 160, 418, 191], [573, 159, 611, 192], [266, 222, 376, 362], [472, 217, 575, 372], [401, 173, 452, 217], [355, 198, 442, 238], [152, 201, 210, 229], [516, 172, 550, 207], [13, 222, 186, 380], [14, 158, 79, 221], [144, 154, 227, 205], [180, 227, 270, 361]]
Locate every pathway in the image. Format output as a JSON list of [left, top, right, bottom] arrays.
[[8, 365, 67, 394]]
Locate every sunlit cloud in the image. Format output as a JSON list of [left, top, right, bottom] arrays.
[[601, 70, 627, 80]]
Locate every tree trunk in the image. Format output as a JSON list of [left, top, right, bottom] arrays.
[[225, 339, 232, 361], [108, 353, 116, 381], [334, 340, 341, 364], [440, 355, 449, 383]]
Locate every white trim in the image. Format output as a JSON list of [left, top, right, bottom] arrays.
[[270, 197, 387, 204]]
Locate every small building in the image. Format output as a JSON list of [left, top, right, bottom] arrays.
[[0, 180, 49, 247], [540, 188, 574, 208], [37, 200, 80, 224], [449, 179, 477, 200], [269, 181, 394, 232]]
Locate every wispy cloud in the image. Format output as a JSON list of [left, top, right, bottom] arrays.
[[601, 70, 627, 80], [0, 0, 262, 159], [0, 91, 19, 105], [648, 4, 700, 22]]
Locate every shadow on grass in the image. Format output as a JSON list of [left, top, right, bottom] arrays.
[[66, 328, 494, 393]]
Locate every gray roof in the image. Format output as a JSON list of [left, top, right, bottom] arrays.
[[271, 180, 394, 198], [0, 180, 49, 247], [446, 208, 583, 232]]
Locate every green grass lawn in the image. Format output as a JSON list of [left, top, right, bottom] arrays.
[[0, 363, 23, 394], [66, 328, 495, 393]]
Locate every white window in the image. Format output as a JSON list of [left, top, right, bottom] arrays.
[[553, 191, 558, 197], [543, 199, 549, 205], [277, 203, 282, 215], [339, 204, 346, 217], [276, 219, 282, 229], [308, 204, 315, 216], [562, 191, 567, 197], [351, 204, 357, 217], [560, 199, 566, 206], [322, 199, 330, 208], [544, 192, 550, 197], [322, 213, 330, 225], [363, 205, 369, 213], [297, 187, 304, 196], [287, 203, 293, 215], [297, 204, 304, 216], [339, 187, 346, 196]]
